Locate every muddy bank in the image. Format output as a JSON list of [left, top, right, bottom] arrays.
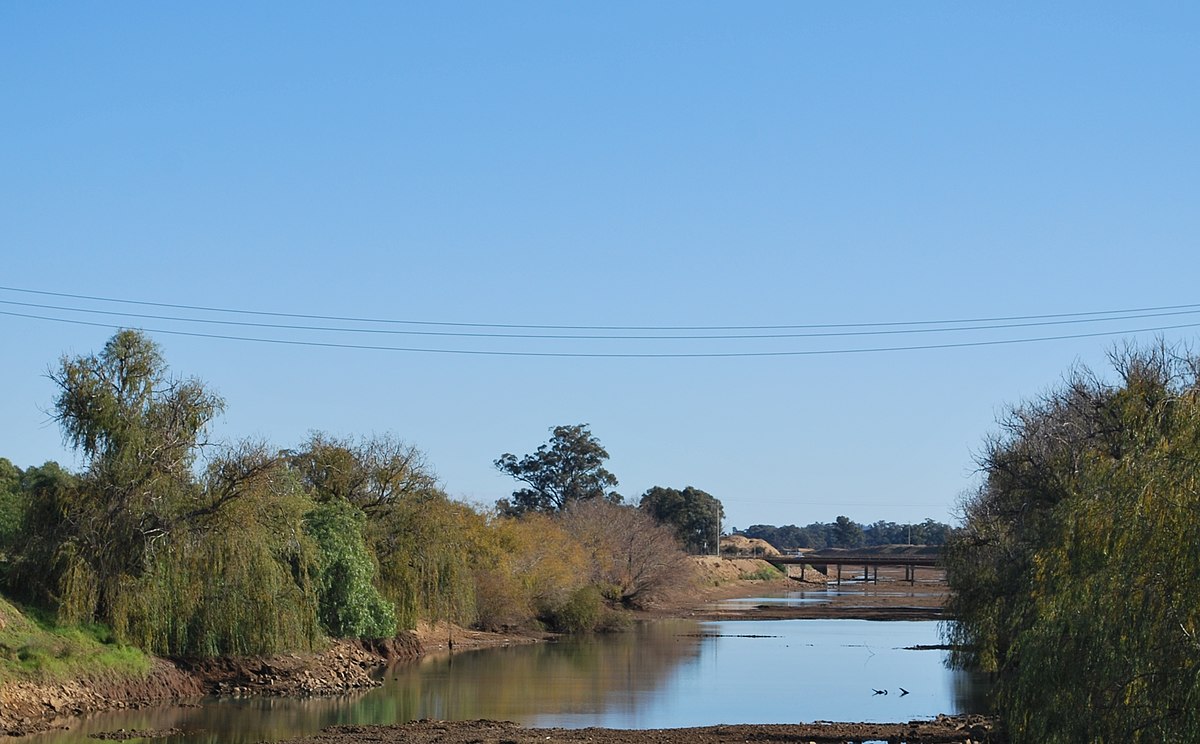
[[0, 659, 201, 737], [277, 715, 1002, 743], [0, 636, 422, 736]]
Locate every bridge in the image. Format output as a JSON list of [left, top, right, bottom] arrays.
[[759, 549, 941, 585]]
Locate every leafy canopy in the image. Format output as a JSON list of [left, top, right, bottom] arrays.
[[495, 424, 621, 516]]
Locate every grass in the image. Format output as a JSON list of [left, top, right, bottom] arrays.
[[0, 594, 151, 683], [743, 565, 785, 581]]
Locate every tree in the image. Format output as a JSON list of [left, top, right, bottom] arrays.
[[638, 486, 723, 554], [290, 432, 440, 512], [832, 515, 865, 548], [45, 330, 224, 622], [0, 458, 22, 556], [945, 342, 1200, 741], [494, 424, 620, 516], [561, 499, 691, 607]]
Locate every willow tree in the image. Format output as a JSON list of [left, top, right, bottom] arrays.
[[41, 330, 223, 625], [946, 343, 1200, 742], [291, 433, 477, 630]]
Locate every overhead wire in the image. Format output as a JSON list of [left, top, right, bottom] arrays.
[[3, 284, 1200, 332], [4, 307, 1200, 358], [2, 297, 1200, 340]]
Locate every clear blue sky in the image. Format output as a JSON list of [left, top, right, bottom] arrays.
[[2, 3, 1197, 531]]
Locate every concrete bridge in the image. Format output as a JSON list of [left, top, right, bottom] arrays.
[[759, 548, 941, 585]]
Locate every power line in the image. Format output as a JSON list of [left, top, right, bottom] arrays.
[[3, 284, 1199, 332], [3, 297, 1199, 341], [5, 308, 1199, 358]]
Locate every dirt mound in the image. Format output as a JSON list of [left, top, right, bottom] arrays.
[[719, 535, 780, 556], [692, 555, 776, 582]]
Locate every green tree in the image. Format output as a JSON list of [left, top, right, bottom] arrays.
[[638, 486, 723, 554], [945, 343, 1200, 742], [494, 424, 620, 516], [305, 498, 396, 639], [832, 515, 865, 548], [45, 330, 224, 623], [0, 458, 22, 556]]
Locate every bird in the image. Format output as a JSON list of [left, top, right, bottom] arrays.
[[899, 687, 910, 696]]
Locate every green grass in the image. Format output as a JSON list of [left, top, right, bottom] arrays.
[[743, 565, 785, 581], [0, 595, 151, 683]]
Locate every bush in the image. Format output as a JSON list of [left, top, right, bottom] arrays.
[[306, 499, 395, 639], [545, 586, 602, 633]]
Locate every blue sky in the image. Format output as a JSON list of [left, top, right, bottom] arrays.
[[2, 3, 1197, 530]]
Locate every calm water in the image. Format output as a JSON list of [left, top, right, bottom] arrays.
[[14, 619, 988, 744]]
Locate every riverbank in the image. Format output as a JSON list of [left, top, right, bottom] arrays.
[[1, 557, 964, 739], [277, 715, 1002, 743], [0, 636, 422, 736]]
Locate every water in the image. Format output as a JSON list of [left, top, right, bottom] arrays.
[[14, 620, 988, 743], [708, 587, 940, 610]]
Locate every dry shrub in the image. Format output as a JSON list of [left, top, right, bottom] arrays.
[[561, 500, 693, 608]]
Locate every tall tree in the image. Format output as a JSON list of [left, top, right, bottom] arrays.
[[945, 342, 1200, 742], [638, 486, 723, 554], [494, 424, 620, 516], [832, 515, 865, 548], [46, 330, 224, 622]]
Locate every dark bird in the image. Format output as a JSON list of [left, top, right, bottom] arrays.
[[899, 687, 910, 696]]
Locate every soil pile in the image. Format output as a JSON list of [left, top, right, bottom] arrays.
[[718, 535, 780, 556]]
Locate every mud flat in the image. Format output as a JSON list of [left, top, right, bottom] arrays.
[[277, 715, 1002, 744]]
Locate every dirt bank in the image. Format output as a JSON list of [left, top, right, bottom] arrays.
[[277, 715, 1002, 743], [0, 636, 422, 736]]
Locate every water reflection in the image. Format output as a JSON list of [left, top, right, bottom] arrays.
[[12, 620, 987, 743]]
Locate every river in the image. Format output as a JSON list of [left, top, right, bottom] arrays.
[[16, 617, 988, 743]]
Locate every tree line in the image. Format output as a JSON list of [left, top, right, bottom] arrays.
[[737, 517, 952, 551], [0, 331, 727, 659]]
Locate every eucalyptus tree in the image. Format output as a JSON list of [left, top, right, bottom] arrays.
[[494, 424, 620, 516]]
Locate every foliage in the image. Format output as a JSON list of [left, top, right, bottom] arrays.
[[494, 424, 621, 516], [832, 515, 865, 549], [0, 458, 23, 556], [944, 343, 1200, 742], [739, 517, 953, 551], [40, 330, 225, 626], [638, 485, 723, 554], [108, 447, 321, 657], [305, 499, 395, 639], [473, 513, 589, 631], [561, 499, 692, 608], [291, 432, 440, 511]]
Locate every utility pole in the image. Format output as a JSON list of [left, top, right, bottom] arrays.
[[714, 501, 721, 556]]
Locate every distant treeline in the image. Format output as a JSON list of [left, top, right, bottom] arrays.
[[0, 331, 718, 660], [736, 516, 953, 551]]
